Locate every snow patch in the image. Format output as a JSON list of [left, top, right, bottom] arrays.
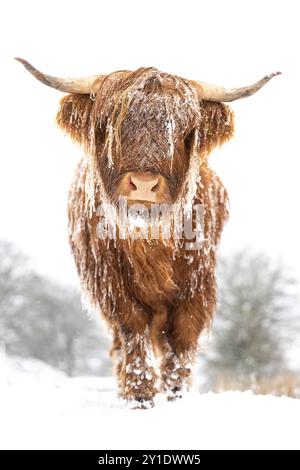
[[1, 357, 300, 450]]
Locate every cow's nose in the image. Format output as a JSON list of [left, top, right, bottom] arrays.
[[126, 173, 160, 202], [117, 172, 172, 203], [130, 175, 159, 193]]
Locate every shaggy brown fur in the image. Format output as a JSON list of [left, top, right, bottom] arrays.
[[57, 67, 234, 408]]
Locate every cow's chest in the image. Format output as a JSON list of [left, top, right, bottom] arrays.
[[120, 241, 179, 307]]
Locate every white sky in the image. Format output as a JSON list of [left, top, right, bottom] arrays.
[[0, 0, 299, 293]]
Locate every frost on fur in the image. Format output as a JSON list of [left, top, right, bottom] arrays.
[[61, 67, 233, 407]]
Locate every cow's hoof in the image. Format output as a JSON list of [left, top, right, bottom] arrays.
[[167, 394, 182, 402], [127, 397, 155, 410], [166, 386, 184, 402]]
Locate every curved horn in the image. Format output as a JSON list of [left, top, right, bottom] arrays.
[[192, 72, 281, 102], [15, 57, 105, 94]]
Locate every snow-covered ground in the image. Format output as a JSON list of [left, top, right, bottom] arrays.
[[1, 357, 300, 450]]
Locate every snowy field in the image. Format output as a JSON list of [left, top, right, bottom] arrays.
[[1, 357, 300, 450]]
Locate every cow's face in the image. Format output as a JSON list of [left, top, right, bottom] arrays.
[[57, 68, 234, 206], [94, 73, 202, 206]]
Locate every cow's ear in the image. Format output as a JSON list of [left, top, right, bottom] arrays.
[[199, 101, 235, 156], [56, 94, 94, 146]]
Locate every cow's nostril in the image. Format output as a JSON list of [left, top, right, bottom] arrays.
[[129, 178, 137, 190], [151, 182, 159, 192]]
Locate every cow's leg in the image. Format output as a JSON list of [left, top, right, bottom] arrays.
[[160, 296, 209, 401], [118, 302, 158, 409], [160, 347, 194, 401]]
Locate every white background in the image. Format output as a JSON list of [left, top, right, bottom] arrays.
[[0, 0, 299, 288]]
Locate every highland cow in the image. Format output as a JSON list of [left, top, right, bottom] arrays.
[[16, 58, 280, 408]]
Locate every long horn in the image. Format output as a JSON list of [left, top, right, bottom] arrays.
[[192, 72, 281, 102], [15, 57, 105, 94]]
